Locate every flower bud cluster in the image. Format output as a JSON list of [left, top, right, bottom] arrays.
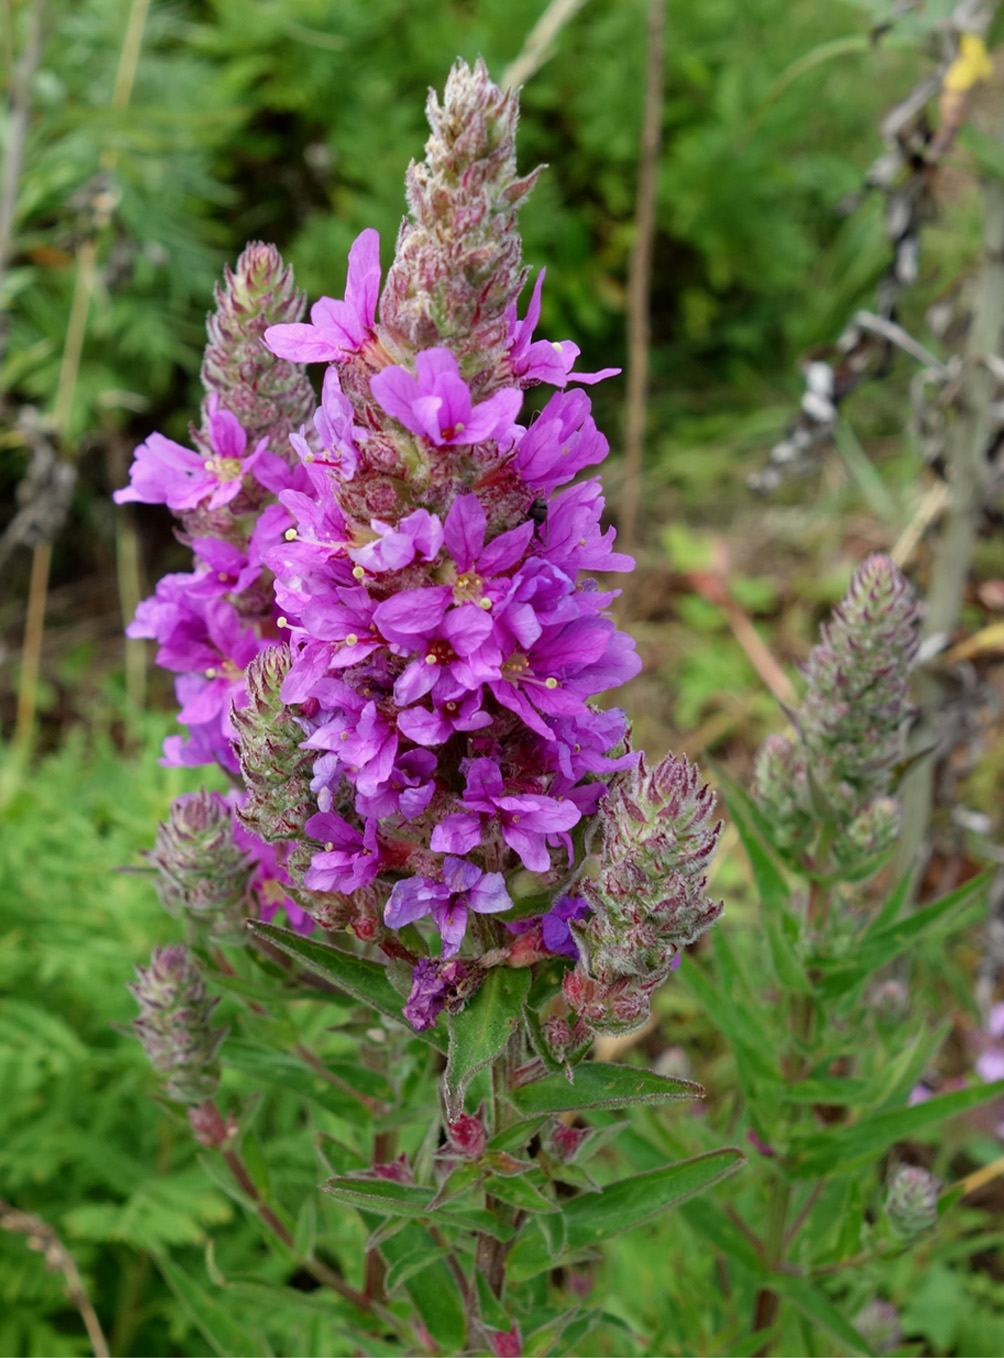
[[148, 788, 313, 942], [115, 242, 313, 782], [754, 553, 920, 856], [148, 790, 255, 945], [884, 1164, 940, 1239], [563, 754, 723, 1036], [201, 241, 316, 447], [130, 944, 226, 1104]]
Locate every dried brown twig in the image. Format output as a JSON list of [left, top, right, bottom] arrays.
[[0, 1199, 109, 1357]]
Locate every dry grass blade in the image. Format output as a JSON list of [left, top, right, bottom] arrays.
[[0, 1199, 110, 1358]]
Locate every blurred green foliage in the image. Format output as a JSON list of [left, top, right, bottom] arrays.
[[2, 0, 932, 449]]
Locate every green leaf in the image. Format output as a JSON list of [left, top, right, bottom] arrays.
[[789, 1080, 1004, 1177], [223, 1040, 389, 1122], [720, 775, 812, 994], [444, 967, 530, 1120], [815, 873, 990, 999], [322, 1176, 439, 1219], [407, 1259, 468, 1352], [483, 1172, 557, 1214], [293, 1195, 317, 1260], [762, 911, 811, 995], [475, 1268, 512, 1331], [322, 1175, 515, 1241], [678, 1199, 765, 1276], [504, 1060, 702, 1131], [506, 1147, 745, 1281], [959, 124, 1004, 182], [769, 1272, 873, 1355], [719, 774, 794, 917], [156, 1254, 269, 1357], [248, 920, 447, 1050], [680, 962, 783, 1089]]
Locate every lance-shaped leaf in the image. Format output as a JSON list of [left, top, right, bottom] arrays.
[[768, 1273, 873, 1355], [506, 1061, 702, 1122], [814, 873, 990, 1000], [444, 966, 530, 1120], [248, 920, 447, 1050], [483, 1171, 558, 1214], [789, 1079, 1004, 1178], [323, 1175, 516, 1241], [157, 1254, 270, 1357], [506, 1147, 744, 1281]]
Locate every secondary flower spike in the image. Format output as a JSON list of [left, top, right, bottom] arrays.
[[130, 944, 227, 1105], [753, 552, 921, 858]]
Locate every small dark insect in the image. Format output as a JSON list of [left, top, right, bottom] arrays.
[[527, 497, 548, 527]]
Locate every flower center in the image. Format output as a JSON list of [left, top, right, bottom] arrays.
[[452, 571, 486, 605], [424, 637, 457, 667], [204, 456, 244, 482]]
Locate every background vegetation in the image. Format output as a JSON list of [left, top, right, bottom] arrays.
[[3, 0, 1004, 1354]]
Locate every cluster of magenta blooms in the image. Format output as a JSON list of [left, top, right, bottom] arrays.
[[116, 221, 643, 1028]]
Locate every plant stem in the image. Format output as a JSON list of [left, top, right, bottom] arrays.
[[751, 824, 833, 1350], [895, 115, 1004, 897], [618, 0, 665, 561], [0, 0, 44, 362], [476, 1033, 521, 1298]]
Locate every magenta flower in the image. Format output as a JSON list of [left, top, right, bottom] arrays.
[[507, 894, 590, 960], [976, 1004, 1004, 1083], [403, 957, 470, 1032], [385, 856, 511, 956], [430, 757, 581, 872], [512, 389, 608, 493], [507, 270, 620, 387], [264, 229, 381, 363], [114, 398, 264, 511], [187, 537, 261, 598], [349, 508, 444, 574], [302, 810, 382, 893], [354, 749, 437, 821], [289, 367, 363, 483], [370, 347, 522, 446]]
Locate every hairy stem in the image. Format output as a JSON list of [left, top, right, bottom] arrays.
[[896, 115, 1004, 896], [619, 0, 665, 560]]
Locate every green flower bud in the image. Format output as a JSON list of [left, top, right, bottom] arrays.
[[885, 1165, 939, 1239], [147, 789, 253, 946], [130, 945, 227, 1104]]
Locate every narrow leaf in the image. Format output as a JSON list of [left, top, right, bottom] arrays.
[[444, 967, 530, 1120], [769, 1272, 873, 1355], [248, 920, 446, 1050], [505, 1060, 702, 1127], [157, 1254, 268, 1357], [506, 1148, 744, 1281], [790, 1080, 1004, 1177]]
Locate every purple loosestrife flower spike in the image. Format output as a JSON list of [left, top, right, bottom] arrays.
[[801, 553, 920, 798], [201, 240, 316, 448], [147, 789, 255, 946], [754, 553, 920, 850], [130, 945, 227, 1104], [230, 647, 316, 846], [885, 1165, 940, 1239], [380, 57, 540, 382], [565, 753, 723, 1036]]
